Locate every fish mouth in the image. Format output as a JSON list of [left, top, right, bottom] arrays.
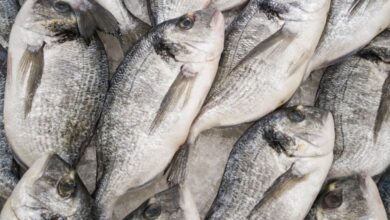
[[263, 126, 295, 155]]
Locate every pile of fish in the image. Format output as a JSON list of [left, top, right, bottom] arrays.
[[0, 0, 389, 219]]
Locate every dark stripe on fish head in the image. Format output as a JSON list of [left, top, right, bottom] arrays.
[[25, 0, 118, 41]]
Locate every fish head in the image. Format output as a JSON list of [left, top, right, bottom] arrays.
[[9, 154, 92, 219], [263, 105, 335, 158], [160, 7, 225, 63], [124, 184, 199, 220], [307, 175, 386, 220], [17, 0, 118, 40]]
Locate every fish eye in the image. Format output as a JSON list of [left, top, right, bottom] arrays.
[[57, 173, 77, 198], [287, 109, 305, 122], [143, 203, 162, 219], [178, 16, 194, 30], [321, 190, 343, 209], [53, 1, 71, 13]]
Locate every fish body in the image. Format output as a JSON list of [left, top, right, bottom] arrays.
[[0, 45, 18, 209], [0, 154, 92, 220], [0, 0, 19, 47], [206, 106, 335, 219], [306, 175, 387, 220], [212, 0, 248, 11], [315, 30, 390, 178], [94, 8, 224, 220], [124, 184, 200, 220], [378, 168, 390, 218], [187, 0, 330, 144], [308, 0, 390, 72], [4, 0, 117, 168], [148, 0, 211, 25]]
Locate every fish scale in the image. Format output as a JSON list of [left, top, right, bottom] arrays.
[[0, 0, 18, 48], [0, 45, 18, 209], [9, 38, 109, 168], [148, 0, 210, 25], [307, 0, 390, 72], [315, 33, 390, 179], [94, 8, 224, 220], [206, 106, 334, 220]]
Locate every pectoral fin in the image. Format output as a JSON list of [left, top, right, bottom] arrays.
[[149, 65, 196, 133], [18, 45, 44, 117], [248, 163, 305, 218], [233, 27, 296, 71], [374, 75, 390, 141]]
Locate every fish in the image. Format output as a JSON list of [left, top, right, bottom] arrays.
[[167, 0, 331, 185], [307, 0, 390, 72], [306, 175, 387, 220], [124, 0, 152, 25], [378, 168, 390, 218], [0, 0, 19, 48], [95, 0, 151, 53], [124, 184, 200, 220], [148, 0, 211, 26], [212, 0, 248, 11], [206, 106, 335, 219], [315, 29, 390, 179], [0, 154, 92, 220], [4, 0, 118, 168], [93, 8, 224, 220], [0, 45, 18, 209]]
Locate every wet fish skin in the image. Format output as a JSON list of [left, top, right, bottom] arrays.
[[4, 0, 117, 168], [94, 8, 224, 220], [0, 154, 92, 220], [306, 175, 387, 220], [378, 168, 390, 218], [307, 0, 390, 72], [124, 0, 152, 25], [0, 0, 19, 47], [124, 184, 200, 220], [0, 45, 18, 209], [206, 106, 335, 220], [188, 0, 331, 143], [212, 0, 248, 11], [166, 0, 331, 185], [315, 30, 390, 178], [148, 0, 211, 26]]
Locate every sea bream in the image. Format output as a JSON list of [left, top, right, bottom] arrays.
[[378, 168, 390, 218], [306, 175, 387, 220], [315, 29, 390, 178], [148, 0, 211, 26], [124, 184, 200, 220], [206, 106, 335, 219], [167, 0, 331, 184], [4, 0, 118, 168], [0, 154, 92, 220], [0, 0, 19, 47], [94, 8, 224, 220], [307, 0, 390, 72], [0, 45, 18, 209]]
